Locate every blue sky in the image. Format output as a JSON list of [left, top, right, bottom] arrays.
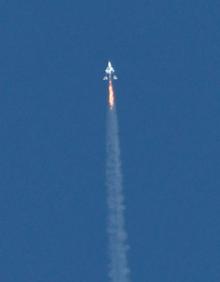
[[0, 1, 219, 281]]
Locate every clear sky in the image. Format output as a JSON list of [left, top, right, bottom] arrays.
[[0, 1, 219, 281]]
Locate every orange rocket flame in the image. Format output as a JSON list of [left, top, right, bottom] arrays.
[[108, 80, 115, 110]]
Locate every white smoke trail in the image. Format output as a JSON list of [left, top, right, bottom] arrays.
[[106, 106, 130, 282]]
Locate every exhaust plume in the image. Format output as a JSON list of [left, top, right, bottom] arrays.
[[108, 80, 115, 110], [106, 81, 130, 282]]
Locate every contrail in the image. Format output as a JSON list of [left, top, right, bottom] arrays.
[[105, 63, 130, 282]]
